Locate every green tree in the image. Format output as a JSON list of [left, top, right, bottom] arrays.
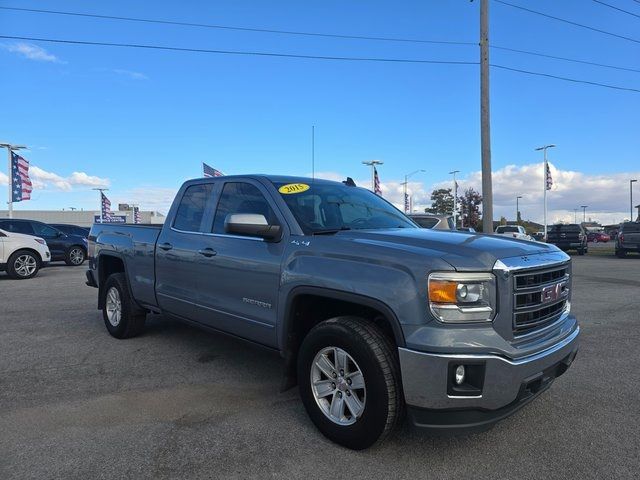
[[459, 188, 483, 230], [425, 188, 454, 215]]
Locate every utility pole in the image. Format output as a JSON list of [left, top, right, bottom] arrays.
[[0, 142, 27, 219], [362, 160, 383, 192], [480, 0, 493, 234], [630, 179, 637, 221], [93, 188, 109, 223], [449, 170, 460, 228], [581, 205, 588, 223], [516, 196, 522, 224], [535, 144, 555, 241]]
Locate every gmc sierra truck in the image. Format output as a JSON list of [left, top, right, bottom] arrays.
[[86, 175, 579, 450]]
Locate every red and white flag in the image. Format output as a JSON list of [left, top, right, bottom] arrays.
[[11, 152, 32, 202]]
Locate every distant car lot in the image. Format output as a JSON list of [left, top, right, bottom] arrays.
[[1, 257, 639, 479]]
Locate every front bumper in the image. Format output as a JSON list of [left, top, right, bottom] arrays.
[[399, 327, 579, 431]]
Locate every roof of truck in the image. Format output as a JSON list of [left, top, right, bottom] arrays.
[[197, 174, 349, 186]]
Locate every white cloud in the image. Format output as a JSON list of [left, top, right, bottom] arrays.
[[113, 69, 148, 80], [3, 42, 63, 63], [26, 166, 109, 191], [0, 172, 7, 186], [317, 163, 640, 225]]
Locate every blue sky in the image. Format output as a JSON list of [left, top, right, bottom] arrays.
[[1, 0, 638, 223]]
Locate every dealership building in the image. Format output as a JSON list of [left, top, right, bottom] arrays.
[[0, 205, 166, 227]]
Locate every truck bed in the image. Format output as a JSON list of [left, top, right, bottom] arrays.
[[89, 223, 163, 309]]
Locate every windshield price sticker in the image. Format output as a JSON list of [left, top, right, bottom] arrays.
[[278, 183, 310, 194]]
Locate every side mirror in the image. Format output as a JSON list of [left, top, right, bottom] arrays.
[[224, 213, 281, 241]]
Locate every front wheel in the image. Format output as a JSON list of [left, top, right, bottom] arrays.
[[6, 249, 40, 279], [297, 317, 404, 450], [65, 246, 86, 266], [101, 273, 146, 338]]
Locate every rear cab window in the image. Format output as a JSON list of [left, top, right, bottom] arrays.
[[172, 183, 216, 232], [414, 217, 439, 229]]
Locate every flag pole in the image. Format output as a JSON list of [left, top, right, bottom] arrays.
[[6, 147, 11, 219], [1, 143, 27, 219], [536, 144, 555, 242], [93, 187, 109, 223]]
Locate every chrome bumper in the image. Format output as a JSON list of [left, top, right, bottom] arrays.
[[399, 327, 579, 414]]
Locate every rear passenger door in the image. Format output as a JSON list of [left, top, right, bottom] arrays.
[[155, 182, 217, 318], [190, 180, 286, 347]]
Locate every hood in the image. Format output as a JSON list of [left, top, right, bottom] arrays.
[[332, 228, 558, 271]]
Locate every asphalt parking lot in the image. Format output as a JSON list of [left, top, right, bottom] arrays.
[[1, 254, 639, 479]]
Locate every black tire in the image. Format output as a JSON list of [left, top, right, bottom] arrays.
[[578, 248, 586, 256], [65, 245, 86, 266], [101, 273, 146, 339], [616, 249, 626, 258], [6, 249, 40, 279], [297, 316, 404, 450]]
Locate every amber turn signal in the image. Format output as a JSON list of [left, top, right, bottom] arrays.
[[428, 280, 458, 303]]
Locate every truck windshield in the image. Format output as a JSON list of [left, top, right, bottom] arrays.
[[275, 182, 417, 234]]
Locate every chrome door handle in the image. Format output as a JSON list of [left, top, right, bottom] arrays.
[[198, 248, 217, 257], [159, 242, 173, 251]]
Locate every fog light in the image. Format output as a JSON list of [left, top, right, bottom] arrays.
[[455, 365, 465, 385]]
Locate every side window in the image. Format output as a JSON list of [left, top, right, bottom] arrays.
[[414, 217, 439, 229], [1, 221, 34, 235], [173, 184, 215, 232], [212, 182, 278, 234], [32, 223, 59, 238]]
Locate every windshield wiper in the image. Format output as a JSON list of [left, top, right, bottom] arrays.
[[312, 226, 352, 235]]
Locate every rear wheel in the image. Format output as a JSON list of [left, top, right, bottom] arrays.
[[101, 273, 146, 338], [297, 316, 403, 450], [65, 246, 86, 266], [616, 248, 627, 258], [6, 250, 40, 279]]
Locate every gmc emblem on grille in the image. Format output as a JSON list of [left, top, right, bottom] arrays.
[[541, 281, 567, 304]]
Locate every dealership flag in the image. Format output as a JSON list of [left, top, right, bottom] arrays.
[[101, 192, 113, 221], [545, 162, 553, 191], [404, 192, 410, 213], [373, 167, 382, 195], [133, 206, 141, 224], [11, 152, 32, 202], [203, 162, 224, 178]]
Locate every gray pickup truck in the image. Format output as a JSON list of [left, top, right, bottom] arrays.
[[87, 175, 579, 449]]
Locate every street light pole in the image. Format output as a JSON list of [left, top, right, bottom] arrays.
[[0, 142, 27, 219], [574, 208, 578, 224], [449, 170, 460, 228], [535, 144, 556, 241], [581, 205, 588, 223], [362, 160, 383, 192], [402, 169, 426, 214], [630, 180, 637, 222], [516, 196, 522, 224]]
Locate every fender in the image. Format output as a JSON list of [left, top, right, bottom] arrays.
[[281, 286, 406, 350], [95, 251, 146, 312]]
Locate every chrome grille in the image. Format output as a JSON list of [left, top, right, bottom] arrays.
[[513, 264, 569, 336]]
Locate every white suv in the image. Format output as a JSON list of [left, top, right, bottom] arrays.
[[0, 228, 51, 279]]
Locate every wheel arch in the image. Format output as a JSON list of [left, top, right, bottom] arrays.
[[96, 253, 141, 311], [279, 286, 405, 391], [10, 247, 43, 264]]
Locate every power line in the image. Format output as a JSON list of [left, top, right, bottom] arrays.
[[491, 45, 640, 73], [492, 64, 640, 93], [592, 0, 640, 18], [1, 34, 637, 93], [0, 6, 475, 46], [2, 5, 638, 73], [0, 34, 478, 65], [494, 0, 640, 44]]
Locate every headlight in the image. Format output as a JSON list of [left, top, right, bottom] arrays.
[[428, 272, 496, 323]]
